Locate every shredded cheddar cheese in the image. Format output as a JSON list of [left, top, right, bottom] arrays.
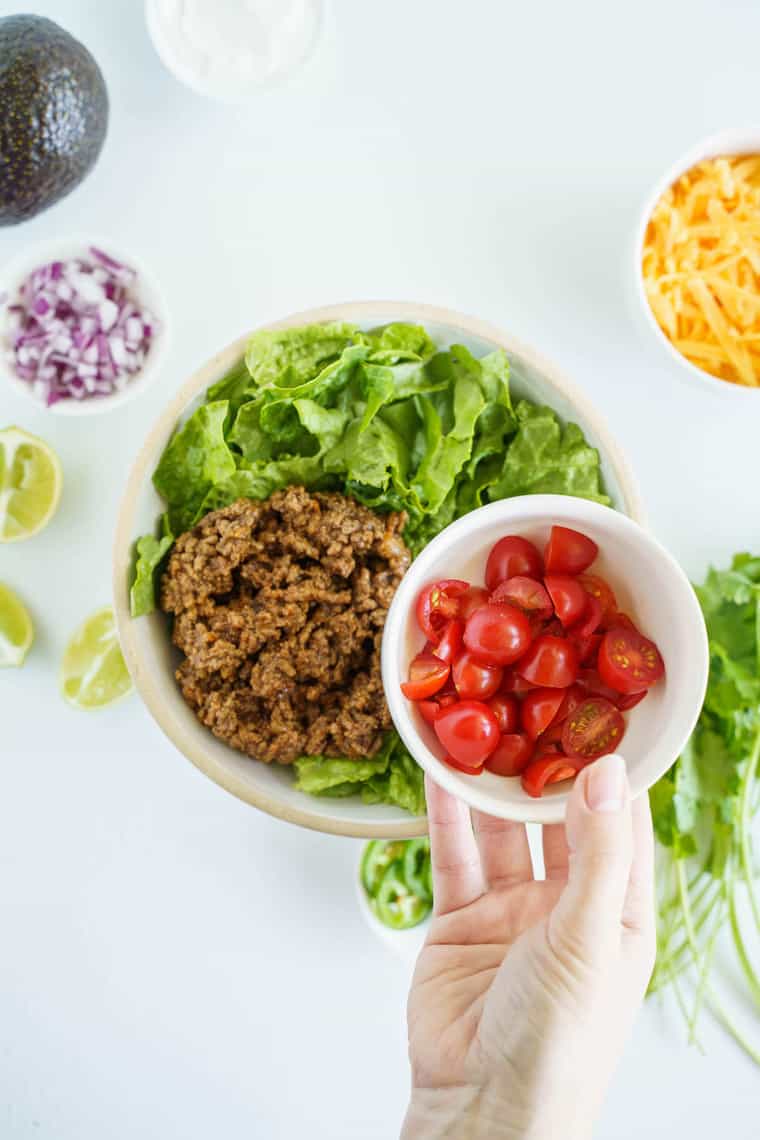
[[642, 154, 760, 387]]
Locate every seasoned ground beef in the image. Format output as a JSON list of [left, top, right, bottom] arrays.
[[161, 486, 411, 765]]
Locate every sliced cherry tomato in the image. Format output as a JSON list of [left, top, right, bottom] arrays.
[[601, 610, 637, 633], [433, 619, 464, 664], [518, 634, 579, 688], [544, 574, 588, 627], [484, 733, 533, 776], [578, 573, 618, 622], [434, 700, 500, 768], [415, 579, 470, 640], [598, 628, 665, 694], [500, 668, 538, 694], [572, 631, 602, 664], [452, 651, 503, 700], [487, 693, 520, 734], [562, 697, 625, 760], [538, 716, 565, 746], [401, 651, 450, 700], [572, 595, 603, 639], [544, 526, 598, 575], [490, 576, 553, 621], [485, 536, 543, 590], [417, 700, 441, 726], [418, 694, 458, 726], [521, 754, 585, 798], [555, 682, 586, 723], [617, 689, 648, 711], [576, 667, 626, 705], [463, 603, 532, 666], [520, 687, 565, 740], [459, 586, 490, 620], [443, 753, 484, 775], [532, 740, 561, 757]]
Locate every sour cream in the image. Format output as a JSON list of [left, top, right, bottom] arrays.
[[146, 0, 321, 100]]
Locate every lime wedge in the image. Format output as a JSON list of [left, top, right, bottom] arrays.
[[0, 426, 63, 543], [61, 607, 133, 710], [0, 583, 34, 667]]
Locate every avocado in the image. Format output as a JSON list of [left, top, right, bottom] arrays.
[[0, 15, 109, 225]]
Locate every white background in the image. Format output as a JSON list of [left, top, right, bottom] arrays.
[[1, 0, 759, 1136]]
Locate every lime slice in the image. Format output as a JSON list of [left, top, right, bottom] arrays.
[[0, 426, 63, 543], [61, 607, 133, 710], [0, 583, 34, 667]]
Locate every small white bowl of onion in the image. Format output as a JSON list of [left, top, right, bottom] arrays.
[[0, 237, 170, 415], [633, 126, 760, 394]]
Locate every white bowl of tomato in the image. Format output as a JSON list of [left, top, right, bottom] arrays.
[[382, 495, 709, 824]]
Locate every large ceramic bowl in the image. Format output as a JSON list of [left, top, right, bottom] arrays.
[[112, 302, 644, 838]]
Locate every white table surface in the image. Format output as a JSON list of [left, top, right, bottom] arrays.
[[2, 0, 759, 1135]]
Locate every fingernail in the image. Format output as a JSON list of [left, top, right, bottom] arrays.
[[585, 753, 626, 813]]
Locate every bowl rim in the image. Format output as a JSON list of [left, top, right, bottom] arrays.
[[0, 234, 171, 416], [381, 494, 709, 825], [632, 125, 760, 396], [112, 300, 645, 838]]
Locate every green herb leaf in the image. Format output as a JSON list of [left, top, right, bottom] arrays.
[[129, 533, 174, 618]]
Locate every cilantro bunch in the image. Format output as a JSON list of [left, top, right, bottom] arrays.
[[650, 554, 760, 1064]]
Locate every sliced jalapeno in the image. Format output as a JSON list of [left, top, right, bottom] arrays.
[[403, 838, 432, 901], [374, 861, 432, 930], [360, 840, 406, 896]]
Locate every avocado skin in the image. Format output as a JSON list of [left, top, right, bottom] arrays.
[[0, 15, 109, 225]]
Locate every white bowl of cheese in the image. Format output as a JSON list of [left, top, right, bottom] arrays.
[[634, 126, 760, 393]]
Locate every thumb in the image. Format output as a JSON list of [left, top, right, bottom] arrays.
[[549, 753, 633, 968]]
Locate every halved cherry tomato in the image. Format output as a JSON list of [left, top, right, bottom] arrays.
[[578, 573, 617, 622], [544, 574, 587, 627], [544, 526, 598, 575], [415, 579, 470, 640], [433, 619, 464, 664], [521, 754, 585, 797], [417, 693, 458, 726], [485, 536, 543, 590], [463, 603, 532, 666], [562, 697, 625, 759], [554, 682, 586, 724], [444, 753, 484, 775], [500, 668, 538, 695], [459, 586, 490, 620], [617, 690, 648, 711], [601, 611, 637, 633], [417, 700, 440, 726], [518, 634, 579, 688], [485, 733, 533, 776], [434, 700, 500, 768], [572, 595, 603, 639], [520, 687, 565, 740], [538, 717, 565, 746], [400, 651, 450, 700], [487, 693, 520, 734], [598, 628, 665, 694], [490, 576, 553, 621], [572, 631, 602, 664], [576, 667, 628, 706], [452, 651, 503, 700], [533, 740, 561, 757]]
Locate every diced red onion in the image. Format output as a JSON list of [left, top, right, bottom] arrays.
[[3, 246, 158, 406]]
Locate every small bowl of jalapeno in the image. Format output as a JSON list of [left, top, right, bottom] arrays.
[[356, 838, 433, 959]]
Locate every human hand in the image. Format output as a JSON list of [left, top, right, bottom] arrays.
[[402, 753, 656, 1140]]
